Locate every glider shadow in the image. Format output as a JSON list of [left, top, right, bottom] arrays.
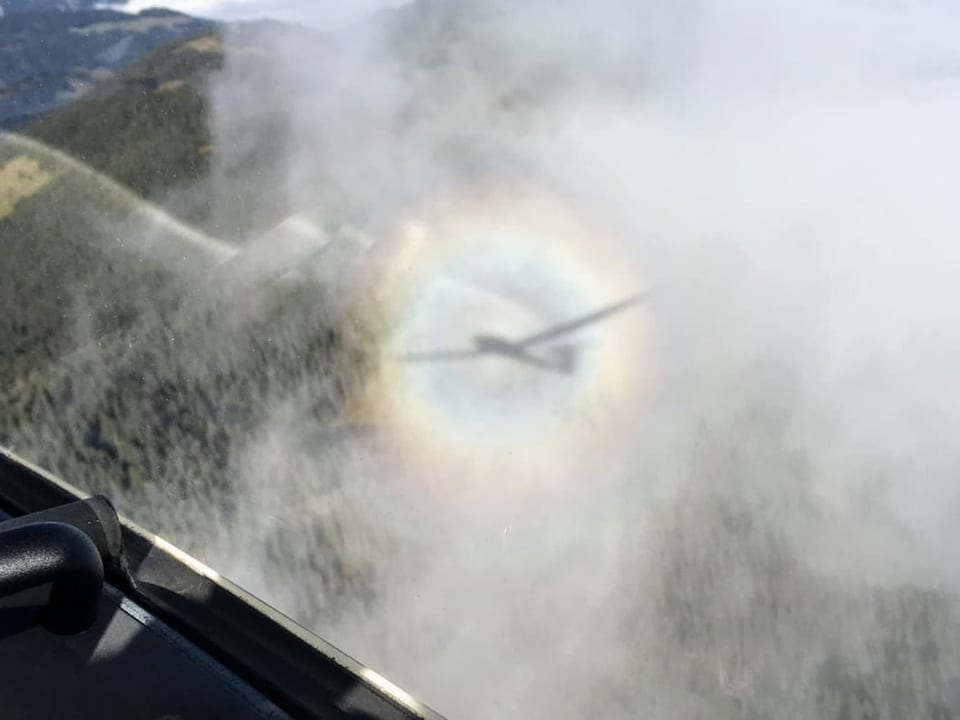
[[399, 293, 648, 374]]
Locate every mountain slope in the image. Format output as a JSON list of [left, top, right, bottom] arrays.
[[21, 23, 313, 232], [0, 132, 224, 388], [0, 7, 214, 128], [0, 131, 380, 564], [25, 27, 222, 212]]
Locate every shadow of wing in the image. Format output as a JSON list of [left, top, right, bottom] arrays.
[[516, 294, 648, 348]]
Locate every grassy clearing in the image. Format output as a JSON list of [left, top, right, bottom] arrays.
[[0, 155, 53, 219]]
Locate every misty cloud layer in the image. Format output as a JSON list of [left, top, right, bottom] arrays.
[[171, 1, 960, 718]]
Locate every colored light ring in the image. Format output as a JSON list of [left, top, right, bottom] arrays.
[[366, 188, 654, 512]]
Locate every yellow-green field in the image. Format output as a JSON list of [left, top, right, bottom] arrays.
[[0, 155, 52, 219]]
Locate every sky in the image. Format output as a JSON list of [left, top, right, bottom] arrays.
[[117, 0, 409, 30]]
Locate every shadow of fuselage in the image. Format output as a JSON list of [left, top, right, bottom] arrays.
[[470, 335, 577, 373]]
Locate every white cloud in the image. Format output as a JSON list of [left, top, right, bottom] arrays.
[[189, 1, 960, 717]]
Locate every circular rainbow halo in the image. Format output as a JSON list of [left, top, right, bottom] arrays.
[[367, 188, 654, 515]]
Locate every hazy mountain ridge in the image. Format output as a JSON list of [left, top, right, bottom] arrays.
[[16, 15, 331, 232], [24, 27, 223, 218], [1, 0, 126, 12], [0, 6, 213, 128]]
